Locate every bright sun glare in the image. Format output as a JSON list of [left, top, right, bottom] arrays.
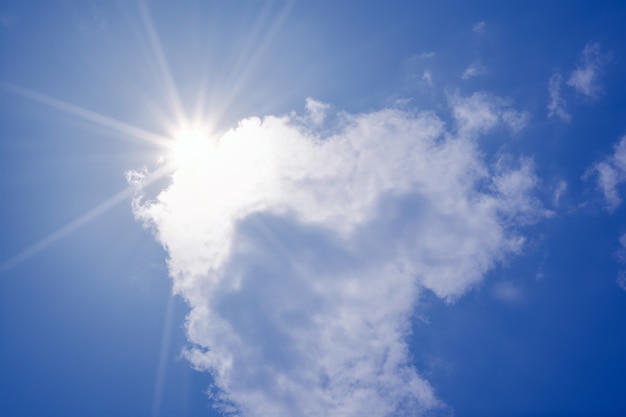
[[170, 127, 214, 169], [165, 119, 276, 220]]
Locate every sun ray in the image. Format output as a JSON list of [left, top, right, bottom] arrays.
[[138, 0, 188, 128], [0, 165, 171, 274], [151, 294, 176, 417], [210, 0, 295, 126], [193, 75, 209, 127], [0, 187, 133, 274], [1, 83, 171, 148]]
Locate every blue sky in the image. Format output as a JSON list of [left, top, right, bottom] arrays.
[[1, 1, 626, 416]]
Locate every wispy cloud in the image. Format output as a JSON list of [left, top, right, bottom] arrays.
[[547, 73, 571, 121], [417, 52, 436, 59], [303, 97, 330, 126], [449, 92, 530, 136], [403, 52, 436, 91], [130, 94, 542, 416], [492, 281, 523, 303], [617, 272, 626, 291], [547, 42, 609, 121], [567, 42, 607, 99], [472, 21, 486, 33], [591, 136, 626, 211], [552, 180, 568, 207], [422, 70, 433, 85], [462, 62, 487, 80]]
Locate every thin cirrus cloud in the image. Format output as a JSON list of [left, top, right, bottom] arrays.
[[591, 135, 626, 292], [462, 62, 487, 80], [450, 91, 530, 135], [492, 281, 524, 303], [592, 135, 626, 212], [552, 180, 568, 207], [567, 41, 607, 99], [472, 21, 486, 33], [547, 73, 571, 121], [129, 92, 544, 416], [547, 41, 608, 121], [403, 52, 436, 90]]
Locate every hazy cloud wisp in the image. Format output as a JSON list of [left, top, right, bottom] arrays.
[[547, 73, 570, 121], [567, 42, 607, 99], [472, 21, 486, 33], [592, 135, 626, 211], [462, 62, 487, 80]]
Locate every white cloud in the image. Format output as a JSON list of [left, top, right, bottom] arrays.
[[304, 98, 330, 126], [502, 110, 531, 133], [449, 92, 530, 137], [130, 94, 542, 417], [618, 234, 626, 262], [567, 42, 607, 99], [547, 73, 571, 121], [422, 70, 433, 85], [417, 52, 436, 60], [491, 157, 546, 223], [549, 43, 608, 119], [592, 136, 626, 211], [472, 21, 486, 33], [462, 62, 486, 80]]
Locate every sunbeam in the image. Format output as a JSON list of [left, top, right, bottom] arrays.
[[138, 0, 187, 129], [151, 294, 176, 417], [1, 83, 171, 149], [0, 165, 171, 274], [210, 0, 294, 126], [0, 186, 134, 274]]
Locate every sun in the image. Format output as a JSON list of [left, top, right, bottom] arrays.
[[162, 118, 278, 218], [169, 126, 215, 170]]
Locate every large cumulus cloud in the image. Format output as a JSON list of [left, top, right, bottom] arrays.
[[130, 93, 542, 417]]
